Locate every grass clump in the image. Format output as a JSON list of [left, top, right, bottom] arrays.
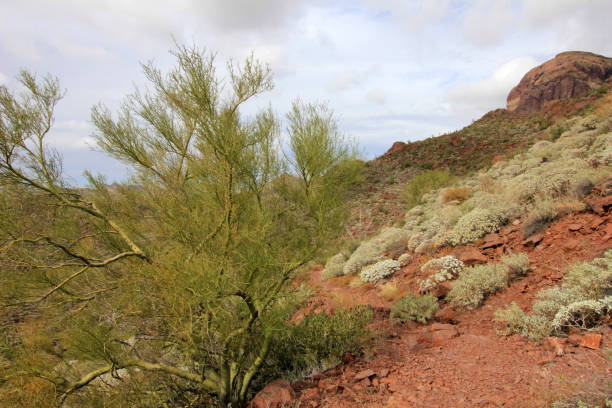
[[402, 169, 455, 208], [447, 254, 529, 310], [391, 293, 439, 323], [495, 250, 612, 342]]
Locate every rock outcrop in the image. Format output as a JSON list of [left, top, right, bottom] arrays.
[[507, 51, 612, 114]]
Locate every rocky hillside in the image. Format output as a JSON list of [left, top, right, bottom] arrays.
[[343, 51, 612, 240], [250, 51, 612, 408]]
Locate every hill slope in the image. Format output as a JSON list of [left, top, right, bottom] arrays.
[[254, 52, 612, 408]]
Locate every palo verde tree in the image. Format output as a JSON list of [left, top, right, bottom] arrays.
[[0, 45, 367, 407]]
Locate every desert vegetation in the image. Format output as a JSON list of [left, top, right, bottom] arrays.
[[0, 45, 369, 407]]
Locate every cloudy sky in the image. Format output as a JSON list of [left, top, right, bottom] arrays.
[[1, 0, 612, 183]]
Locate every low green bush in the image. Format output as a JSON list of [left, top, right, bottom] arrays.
[[402, 169, 455, 209], [322, 252, 346, 279], [447, 254, 529, 310], [262, 306, 372, 383], [360, 259, 401, 283], [447, 206, 510, 246], [391, 293, 439, 323], [342, 228, 408, 276]]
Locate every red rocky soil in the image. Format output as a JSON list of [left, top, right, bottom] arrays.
[[276, 190, 612, 408]]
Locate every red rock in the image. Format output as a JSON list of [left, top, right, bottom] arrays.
[[317, 378, 338, 394], [585, 196, 612, 215], [454, 247, 488, 265], [354, 369, 376, 381], [564, 239, 579, 250], [429, 323, 456, 332], [371, 378, 379, 387], [250, 379, 296, 408], [385, 141, 406, 155], [435, 307, 456, 323], [300, 388, 319, 400], [580, 333, 602, 350], [604, 223, 612, 241], [590, 218, 605, 229], [359, 378, 371, 387], [523, 233, 544, 246], [379, 368, 390, 378], [420, 325, 460, 346], [481, 234, 504, 249], [432, 281, 453, 298], [506, 51, 612, 114], [568, 224, 582, 231], [310, 401, 319, 408], [568, 334, 583, 346]]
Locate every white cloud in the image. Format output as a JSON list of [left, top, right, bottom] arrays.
[[447, 56, 538, 119], [367, 89, 386, 105], [46, 120, 96, 151]]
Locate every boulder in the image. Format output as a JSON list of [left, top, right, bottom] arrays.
[[507, 51, 612, 114], [454, 247, 488, 265], [250, 379, 296, 408]]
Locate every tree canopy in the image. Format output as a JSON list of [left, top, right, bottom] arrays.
[[0, 45, 368, 407]]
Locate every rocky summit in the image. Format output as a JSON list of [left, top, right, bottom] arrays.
[[507, 51, 612, 114]]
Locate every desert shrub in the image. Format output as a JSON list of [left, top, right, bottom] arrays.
[[391, 293, 439, 323], [447, 263, 508, 310], [419, 255, 464, 292], [447, 254, 528, 310], [551, 297, 612, 333], [343, 228, 408, 275], [442, 186, 471, 203], [402, 169, 455, 208], [397, 253, 411, 266], [447, 207, 509, 246], [548, 124, 566, 141], [360, 259, 401, 284], [322, 252, 347, 279], [342, 241, 382, 276], [571, 177, 595, 198], [500, 253, 530, 278], [263, 307, 372, 382], [522, 200, 557, 238], [494, 302, 526, 335], [495, 250, 612, 341]]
